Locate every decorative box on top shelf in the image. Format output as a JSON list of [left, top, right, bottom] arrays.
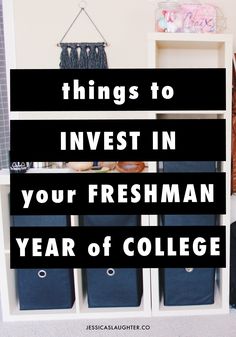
[[155, 1, 226, 34]]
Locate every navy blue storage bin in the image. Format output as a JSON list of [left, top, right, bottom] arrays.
[[17, 269, 75, 310], [80, 214, 142, 308], [12, 215, 75, 310], [163, 161, 216, 172], [159, 161, 216, 306], [85, 268, 142, 308], [161, 213, 216, 306], [163, 268, 215, 306], [12, 215, 70, 227], [162, 214, 216, 227], [79, 214, 140, 227]]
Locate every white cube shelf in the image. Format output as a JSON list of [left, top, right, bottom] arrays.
[[148, 33, 232, 316], [0, 171, 151, 321], [0, 32, 233, 321]]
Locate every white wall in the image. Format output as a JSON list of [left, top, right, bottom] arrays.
[[13, 0, 156, 68], [12, 0, 236, 69]]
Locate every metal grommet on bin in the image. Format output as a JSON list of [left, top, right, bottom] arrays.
[[38, 270, 47, 279], [106, 268, 115, 277], [185, 268, 194, 273]]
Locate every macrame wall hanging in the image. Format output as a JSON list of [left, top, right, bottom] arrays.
[[57, 2, 109, 69]]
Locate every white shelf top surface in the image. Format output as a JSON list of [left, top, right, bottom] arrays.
[[148, 32, 233, 42]]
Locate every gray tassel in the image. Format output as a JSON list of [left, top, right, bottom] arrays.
[[78, 43, 89, 69], [97, 43, 108, 69], [60, 45, 71, 69], [88, 44, 97, 69], [70, 44, 79, 68]]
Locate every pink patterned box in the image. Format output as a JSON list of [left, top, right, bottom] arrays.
[[181, 4, 217, 33]]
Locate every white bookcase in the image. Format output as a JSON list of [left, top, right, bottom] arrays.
[[0, 32, 233, 321], [148, 33, 232, 316], [0, 110, 152, 322], [0, 111, 151, 321], [0, 171, 151, 321]]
